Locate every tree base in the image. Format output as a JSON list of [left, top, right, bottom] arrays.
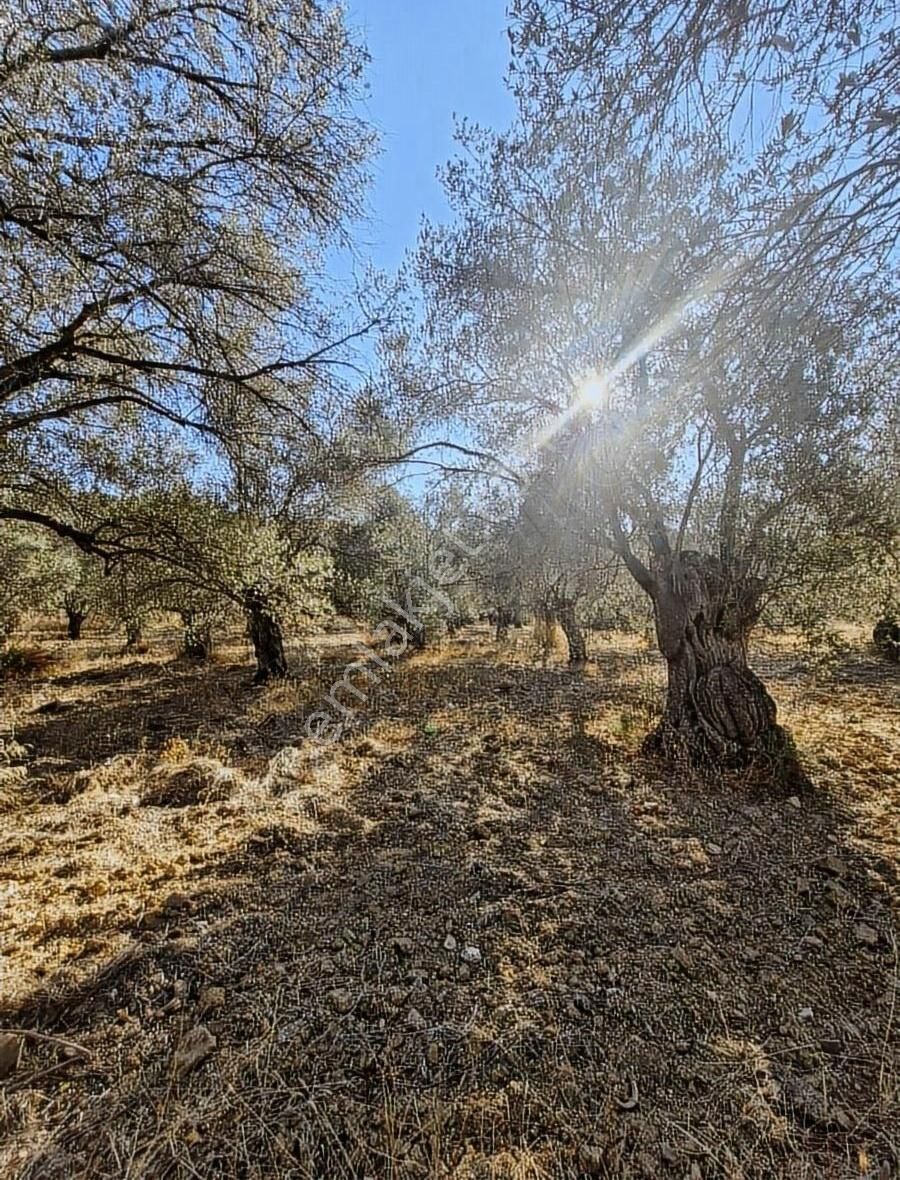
[[643, 719, 811, 791]]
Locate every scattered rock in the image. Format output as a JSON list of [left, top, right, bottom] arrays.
[[198, 986, 226, 1014], [460, 945, 482, 965], [406, 1008, 427, 1031], [779, 1071, 830, 1125], [327, 988, 354, 1014], [670, 946, 694, 975], [171, 1025, 216, 1078], [706, 842, 723, 856], [787, 796, 802, 810], [854, 922, 879, 947], [824, 879, 852, 906], [443, 934, 458, 952], [426, 1042, 440, 1065], [798, 1007, 814, 1021], [818, 854, 848, 878], [392, 936, 414, 956], [0, 1033, 22, 1078]]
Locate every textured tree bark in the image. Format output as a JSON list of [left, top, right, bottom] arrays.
[[244, 589, 287, 682], [65, 608, 86, 640], [63, 593, 88, 640], [873, 618, 900, 662], [495, 606, 514, 642], [645, 551, 778, 765], [556, 599, 587, 671]]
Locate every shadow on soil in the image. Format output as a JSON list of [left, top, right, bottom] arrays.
[[2, 640, 897, 1178]]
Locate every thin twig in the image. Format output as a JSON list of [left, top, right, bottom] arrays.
[[0, 1027, 92, 1058]]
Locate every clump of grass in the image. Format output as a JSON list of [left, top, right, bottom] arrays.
[[0, 644, 55, 679]]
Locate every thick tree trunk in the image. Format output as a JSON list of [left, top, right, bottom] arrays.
[[873, 618, 900, 662], [495, 606, 514, 643], [65, 609, 86, 640], [63, 593, 88, 640], [646, 551, 778, 766], [244, 589, 287, 683], [181, 611, 213, 661], [556, 599, 586, 671]]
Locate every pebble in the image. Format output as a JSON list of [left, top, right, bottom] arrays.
[[198, 986, 226, 1014], [327, 988, 354, 1014], [460, 945, 482, 965], [171, 1025, 216, 1078], [854, 922, 879, 947], [443, 934, 458, 952]]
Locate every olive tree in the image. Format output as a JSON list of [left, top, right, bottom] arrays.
[[0, 0, 377, 585], [419, 70, 896, 769]]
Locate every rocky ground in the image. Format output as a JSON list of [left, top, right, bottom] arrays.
[[0, 625, 897, 1178]]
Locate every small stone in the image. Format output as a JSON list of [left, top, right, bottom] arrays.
[[426, 1042, 440, 1065], [392, 936, 414, 956], [198, 986, 225, 1014], [327, 988, 354, 1014], [406, 1007, 427, 1031], [854, 922, 879, 947], [443, 934, 458, 952], [458, 963, 472, 982], [460, 945, 482, 965], [0, 1033, 22, 1079], [164, 891, 192, 912], [825, 879, 851, 906], [706, 842, 723, 856], [171, 1025, 216, 1078], [660, 1142, 677, 1166], [787, 796, 802, 810], [671, 946, 694, 975], [831, 1107, 853, 1131], [818, 854, 848, 878], [798, 1007, 814, 1021]]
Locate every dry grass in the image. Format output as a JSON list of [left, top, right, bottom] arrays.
[[0, 624, 897, 1178]]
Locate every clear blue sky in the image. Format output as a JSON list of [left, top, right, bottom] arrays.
[[347, 0, 515, 271]]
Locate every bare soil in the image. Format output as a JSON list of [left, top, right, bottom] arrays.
[[0, 625, 897, 1179]]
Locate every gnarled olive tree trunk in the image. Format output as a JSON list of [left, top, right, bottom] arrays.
[[244, 588, 287, 683], [556, 598, 587, 672], [63, 593, 88, 640], [873, 618, 900, 663], [124, 619, 143, 649], [645, 551, 777, 765]]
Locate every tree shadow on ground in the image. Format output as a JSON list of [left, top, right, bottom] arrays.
[[2, 641, 897, 1178]]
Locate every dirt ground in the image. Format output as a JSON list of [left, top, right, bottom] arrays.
[[0, 623, 897, 1179]]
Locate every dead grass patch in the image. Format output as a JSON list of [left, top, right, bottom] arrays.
[[0, 624, 897, 1179]]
